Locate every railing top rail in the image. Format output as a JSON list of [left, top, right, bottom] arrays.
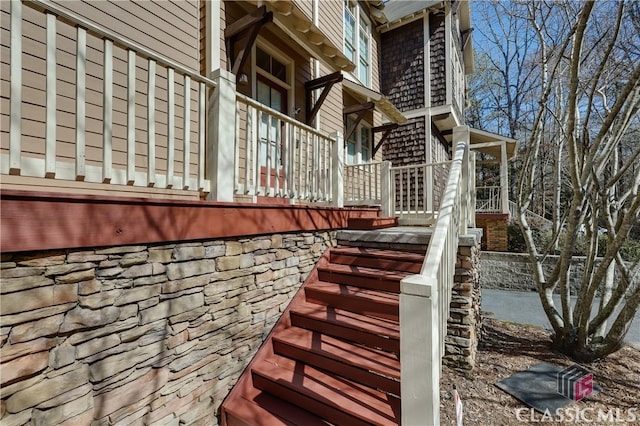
[[236, 93, 334, 140], [344, 161, 382, 167], [390, 161, 451, 171], [419, 141, 466, 279], [25, 0, 217, 88], [476, 185, 501, 189]]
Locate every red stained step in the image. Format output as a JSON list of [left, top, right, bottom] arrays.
[[290, 301, 399, 353], [272, 326, 400, 395], [305, 281, 399, 320], [252, 354, 401, 426], [317, 263, 410, 293], [223, 377, 332, 426], [347, 217, 398, 230], [329, 247, 424, 273]]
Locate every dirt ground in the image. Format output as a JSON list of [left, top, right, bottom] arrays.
[[440, 318, 640, 425]]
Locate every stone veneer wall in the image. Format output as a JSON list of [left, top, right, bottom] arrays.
[[445, 234, 482, 371], [0, 231, 336, 426], [479, 251, 628, 295]]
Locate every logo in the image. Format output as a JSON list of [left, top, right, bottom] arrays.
[[557, 364, 593, 401]]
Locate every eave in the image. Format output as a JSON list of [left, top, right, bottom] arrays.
[[250, 0, 355, 72]]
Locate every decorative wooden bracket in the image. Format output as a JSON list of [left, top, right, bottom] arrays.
[[372, 123, 398, 157], [305, 71, 343, 125], [225, 6, 273, 78], [461, 28, 474, 49], [431, 121, 449, 146], [343, 102, 374, 142]]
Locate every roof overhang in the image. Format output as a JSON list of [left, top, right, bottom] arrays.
[[342, 78, 407, 124], [251, 0, 355, 72], [380, 0, 442, 28], [470, 128, 517, 160]]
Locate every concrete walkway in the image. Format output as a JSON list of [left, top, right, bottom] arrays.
[[482, 288, 640, 346]]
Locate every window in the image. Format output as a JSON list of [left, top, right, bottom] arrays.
[[345, 118, 372, 164], [256, 47, 287, 83], [343, 0, 370, 86], [254, 46, 290, 171]]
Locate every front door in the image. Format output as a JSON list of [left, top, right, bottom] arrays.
[[256, 75, 287, 188]]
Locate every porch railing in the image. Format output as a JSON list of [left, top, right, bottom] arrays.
[[391, 161, 451, 225], [476, 185, 502, 213], [344, 161, 383, 206], [234, 94, 337, 203], [400, 126, 471, 425], [4, 0, 214, 194]]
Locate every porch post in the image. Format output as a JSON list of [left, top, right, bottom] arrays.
[[454, 125, 469, 234], [400, 275, 440, 426], [330, 131, 344, 208], [500, 141, 509, 214], [207, 69, 236, 202], [381, 160, 392, 217]]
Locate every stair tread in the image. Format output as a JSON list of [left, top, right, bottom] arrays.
[[307, 281, 400, 304], [273, 327, 400, 380], [330, 247, 425, 263], [347, 217, 398, 230], [291, 301, 399, 338], [254, 354, 400, 426], [318, 262, 412, 281], [223, 373, 333, 426]]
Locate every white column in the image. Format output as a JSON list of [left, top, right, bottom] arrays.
[[400, 275, 440, 426], [207, 69, 236, 202], [205, 0, 221, 74], [469, 151, 476, 228], [425, 112, 433, 213], [500, 141, 509, 214], [453, 125, 469, 235], [381, 160, 392, 217], [330, 131, 344, 208], [10, 0, 22, 176]]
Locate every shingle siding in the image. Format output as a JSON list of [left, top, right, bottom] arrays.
[[380, 19, 424, 112], [430, 13, 446, 106]]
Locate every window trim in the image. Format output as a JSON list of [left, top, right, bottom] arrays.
[[343, 0, 371, 87], [251, 39, 294, 114], [345, 119, 372, 164]]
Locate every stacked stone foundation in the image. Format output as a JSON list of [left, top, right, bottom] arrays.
[[0, 231, 336, 425], [444, 233, 482, 371]]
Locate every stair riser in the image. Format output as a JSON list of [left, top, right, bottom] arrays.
[[252, 372, 376, 426], [305, 289, 399, 321], [272, 340, 400, 395], [290, 312, 399, 353], [329, 254, 422, 273], [317, 270, 401, 292]]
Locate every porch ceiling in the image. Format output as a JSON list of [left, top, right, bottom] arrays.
[[250, 0, 355, 72], [342, 78, 407, 124], [470, 128, 517, 160]]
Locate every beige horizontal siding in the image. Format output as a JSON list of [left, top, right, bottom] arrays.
[[318, 0, 343, 54], [49, 0, 200, 70], [1, 4, 203, 183], [318, 62, 343, 136], [294, 0, 314, 21]]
